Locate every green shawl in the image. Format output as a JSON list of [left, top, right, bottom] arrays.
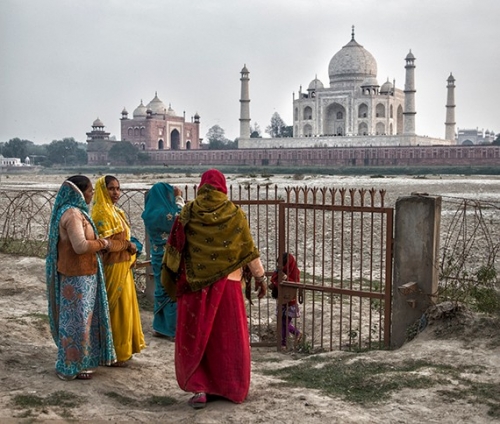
[[161, 184, 260, 299]]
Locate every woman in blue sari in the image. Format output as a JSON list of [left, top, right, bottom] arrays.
[[141, 182, 184, 339], [46, 175, 116, 380]]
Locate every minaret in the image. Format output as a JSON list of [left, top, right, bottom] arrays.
[[239, 64, 251, 139], [445, 73, 456, 141], [403, 50, 416, 135]]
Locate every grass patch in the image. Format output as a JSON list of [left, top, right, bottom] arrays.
[[262, 355, 486, 405], [13, 391, 84, 410], [145, 395, 177, 406], [105, 391, 140, 406]]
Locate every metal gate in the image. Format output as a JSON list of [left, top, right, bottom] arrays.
[[245, 187, 394, 352]]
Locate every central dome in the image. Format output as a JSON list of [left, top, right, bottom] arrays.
[[328, 30, 377, 86], [147, 92, 167, 114]]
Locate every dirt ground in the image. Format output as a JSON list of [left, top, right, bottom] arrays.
[[1, 253, 499, 423]]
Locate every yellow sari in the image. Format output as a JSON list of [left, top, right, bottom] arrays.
[[92, 176, 145, 362]]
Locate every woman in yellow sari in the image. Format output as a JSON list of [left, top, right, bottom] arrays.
[[92, 175, 146, 366]]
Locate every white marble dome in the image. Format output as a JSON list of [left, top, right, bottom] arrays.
[[328, 33, 377, 85]]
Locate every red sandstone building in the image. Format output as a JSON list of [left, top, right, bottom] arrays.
[[87, 92, 201, 165]]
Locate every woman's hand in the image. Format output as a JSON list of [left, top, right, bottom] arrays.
[[174, 186, 183, 197], [254, 274, 268, 299], [128, 241, 137, 255]]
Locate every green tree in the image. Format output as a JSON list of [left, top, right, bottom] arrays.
[[206, 125, 234, 149], [46, 138, 87, 166], [250, 122, 262, 138], [493, 134, 500, 145], [107, 141, 139, 165], [265, 112, 293, 138], [1, 138, 34, 161]]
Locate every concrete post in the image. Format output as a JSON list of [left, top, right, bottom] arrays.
[[392, 194, 441, 348]]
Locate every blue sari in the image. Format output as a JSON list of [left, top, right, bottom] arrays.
[[46, 181, 116, 377], [141, 183, 182, 337]]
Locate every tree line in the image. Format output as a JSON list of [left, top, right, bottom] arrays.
[[0, 112, 294, 165]]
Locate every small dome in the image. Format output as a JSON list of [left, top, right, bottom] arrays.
[[380, 79, 393, 93], [241, 64, 249, 73], [405, 50, 415, 60], [147, 92, 167, 114], [92, 117, 104, 127], [121, 107, 128, 115], [167, 104, 176, 116], [308, 78, 324, 90], [133, 100, 147, 118]]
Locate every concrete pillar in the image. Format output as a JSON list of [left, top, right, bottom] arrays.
[[392, 194, 441, 348]]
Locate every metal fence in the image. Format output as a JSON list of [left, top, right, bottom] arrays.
[[1, 185, 499, 352]]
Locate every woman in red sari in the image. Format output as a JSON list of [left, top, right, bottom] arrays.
[[161, 169, 267, 409]]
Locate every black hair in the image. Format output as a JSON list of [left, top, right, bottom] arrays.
[[105, 175, 119, 186], [277, 252, 289, 265], [67, 175, 91, 193]]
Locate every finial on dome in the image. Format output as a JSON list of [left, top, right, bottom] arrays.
[[351, 25, 355, 41]]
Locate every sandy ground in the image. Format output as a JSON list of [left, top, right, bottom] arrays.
[[1, 253, 499, 423], [1, 172, 500, 423]]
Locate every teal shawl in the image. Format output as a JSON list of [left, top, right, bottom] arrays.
[[45, 181, 104, 343]]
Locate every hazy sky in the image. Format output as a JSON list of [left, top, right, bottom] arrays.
[[1, 0, 499, 145]]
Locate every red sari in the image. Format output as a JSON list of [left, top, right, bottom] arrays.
[[163, 169, 259, 404], [175, 273, 250, 403]]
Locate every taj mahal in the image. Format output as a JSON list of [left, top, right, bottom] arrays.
[[86, 27, 498, 167], [238, 26, 457, 149]]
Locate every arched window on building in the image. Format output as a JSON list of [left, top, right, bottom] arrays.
[[375, 104, 385, 118], [128, 127, 133, 137], [358, 122, 368, 136], [140, 127, 145, 136], [390, 104, 393, 119], [186, 140, 191, 150], [141, 142, 146, 151], [294, 107, 298, 121], [376, 122, 385, 135], [134, 127, 139, 136], [303, 106, 312, 120], [303, 124, 312, 137], [158, 139, 164, 150], [358, 104, 368, 119], [336, 111, 343, 119]]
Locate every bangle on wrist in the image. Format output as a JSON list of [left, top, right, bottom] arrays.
[[255, 274, 267, 283]]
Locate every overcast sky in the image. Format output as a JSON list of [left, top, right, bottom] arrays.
[[1, 0, 499, 145]]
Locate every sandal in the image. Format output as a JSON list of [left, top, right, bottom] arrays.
[[56, 371, 76, 381], [188, 392, 207, 409], [108, 361, 129, 368], [152, 330, 175, 342], [76, 371, 93, 380]]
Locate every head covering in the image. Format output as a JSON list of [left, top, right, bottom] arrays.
[[91, 176, 125, 238], [141, 182, 181, 246], [281, 253, 300, 282], [45, 180, 102, 342], [162, 171, 259, 297], [199, 169, 227, 194]]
